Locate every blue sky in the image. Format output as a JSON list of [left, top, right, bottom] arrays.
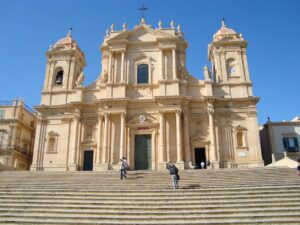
[[0, 0, 299, 124]]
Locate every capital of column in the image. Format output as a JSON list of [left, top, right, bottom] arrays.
[[175, 110, 182, 117], [104, 112, 110, 119], [120, 111, 126, 118], [159, 110, 165, 117], [247, 109, 257, 117], [207, 104, 214, 115]]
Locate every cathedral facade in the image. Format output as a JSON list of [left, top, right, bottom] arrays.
[[30, 19, 263, 171]]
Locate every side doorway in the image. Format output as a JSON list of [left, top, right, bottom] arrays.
[[83, 150, 94, 171]]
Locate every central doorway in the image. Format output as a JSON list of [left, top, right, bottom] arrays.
[[134, 134, 151, 170], [83, 150, 93, 171], [195, 147, 206, 169]]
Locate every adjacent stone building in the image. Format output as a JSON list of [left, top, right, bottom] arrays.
[[31, 19, 264, 171], [260, 116, 300, 165], [0, 100, 36, 170]]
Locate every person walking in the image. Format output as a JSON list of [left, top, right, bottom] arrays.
[[120, 159, 127, 180], [297, 159, 300, 176], [168, 163, 179, 190], [122, 157, 129, 174]]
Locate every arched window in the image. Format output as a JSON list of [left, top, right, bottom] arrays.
[[48, 137, 56, 152], [55, 70, 64, 85], [137, 64, 149, 84], [237, 131, 244, 147], [226, 59, 237, 76]]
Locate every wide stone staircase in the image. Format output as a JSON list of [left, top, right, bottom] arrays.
[[0, 167, 299, 224]]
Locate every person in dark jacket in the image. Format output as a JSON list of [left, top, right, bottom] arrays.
[[297, 159, 300, 176], [167, 163, 179, 190]]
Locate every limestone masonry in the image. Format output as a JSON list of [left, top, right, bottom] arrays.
[[31, 19, 264, 171]]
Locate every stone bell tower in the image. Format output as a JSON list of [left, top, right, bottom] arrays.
[[41, 30, 86, 106], [208, 20, 253, 98]]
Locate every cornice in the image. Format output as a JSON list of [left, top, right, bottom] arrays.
[[42, 90, 77, 95], [212, 82, 252, 87], [266, 121, 300, 126], [214, 96, 259, 104]]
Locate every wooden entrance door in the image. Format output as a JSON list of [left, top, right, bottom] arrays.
[[134, 134, 151, 170], [83, 150, 93, 171]]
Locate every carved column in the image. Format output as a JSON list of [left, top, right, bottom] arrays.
[[159, 111, 166, 168], [30, 117, 45, 171], [113, 56, 117, 83], [237, 50, 246, 81], [96, 113, 103, 165], [121, 51, 125, 83], [247, 106, 263, 164], [108, 52, 112, 83], [102, 113, 109, 164], [183, 111, 191, 166], [69, 110, 80, 170], [242, 50, 251, 82], [175, 110, 183, 162], [172, 48, 177, 80], [160, 49, 165, 80], [208, 104, 217, 162], [119, 112, 126, 159], [220, 51, 228, 81]]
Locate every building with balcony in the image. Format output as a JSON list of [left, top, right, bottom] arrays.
[[0, 100, 37, 170]]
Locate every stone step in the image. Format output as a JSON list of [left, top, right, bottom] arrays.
[[1, 206, 300, 215], [1, 202, 300, 212], [0, 184, 299, 192], [0, 212, 299, 223], [0, 192, 299, 202], [1, 188, 298, 197], [1, 197, 300, 205]]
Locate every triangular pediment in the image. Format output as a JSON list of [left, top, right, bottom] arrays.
[[108, 25, 175, 43]]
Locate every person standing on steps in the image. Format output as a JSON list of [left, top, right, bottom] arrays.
[[167, 163, 179, 190], [122, 157, 129, 175], [200, 161, 205, 169], [207, 160, 211, 169], [120, 159, 127, 180], [297, 159, 300, 176]]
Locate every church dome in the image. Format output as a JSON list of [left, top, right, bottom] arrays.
[[52, 29, 79, 50], [213, 20, 238, 41]]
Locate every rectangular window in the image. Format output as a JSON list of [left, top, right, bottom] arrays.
[[0, 109, 4, 119], [282, 137, 299, 152]]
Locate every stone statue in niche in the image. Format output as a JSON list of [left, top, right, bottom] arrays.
[[75, 72, 85, 87]]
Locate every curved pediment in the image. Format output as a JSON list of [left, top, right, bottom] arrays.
[[191, 135, 209, 143], [48, 131, 59, 137]]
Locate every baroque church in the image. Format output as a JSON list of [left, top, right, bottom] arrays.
[[30, 18, 264, 171]]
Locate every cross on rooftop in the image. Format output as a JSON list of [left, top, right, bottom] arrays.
[[139, 4, 148, 19]]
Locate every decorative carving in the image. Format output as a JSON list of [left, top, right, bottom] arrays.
[[61, 118, 73, 124], [98, 70, 108, 84], [203, 65, 211, 80], [122, 22, 127, 31], [207, 104, 214, 115], [139, 115, 146, 123], [158, 20, 162, 29], [75, 72, 85, 87], [171, 20, 175, 29], [177, 24, 181, 33]]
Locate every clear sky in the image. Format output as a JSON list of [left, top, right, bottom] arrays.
[[0, 0, 299, 124]]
